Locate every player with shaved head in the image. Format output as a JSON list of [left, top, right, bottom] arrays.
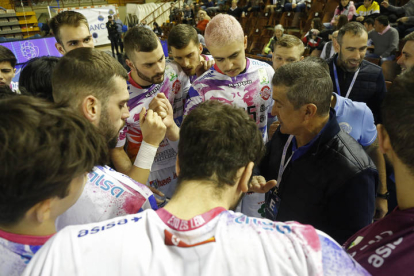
[[183, 14, 276, 218]]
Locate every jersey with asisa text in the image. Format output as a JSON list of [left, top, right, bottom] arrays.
[[117, 61, 190, 198], [55, 166, 158, 231], [184, 58, 274, 218], [184, 58, 274, 142], [23, 208, 370, 276]]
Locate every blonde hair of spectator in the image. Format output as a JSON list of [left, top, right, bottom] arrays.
[[274, 24, 284, 33], [274, 34, 305, 55], [205, 14, 245, 48]]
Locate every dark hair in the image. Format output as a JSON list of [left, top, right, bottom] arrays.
[[178, 101, 264, 191], [19, 56, 60, 102], [336, 14, 349, 30], [272, 61, 332, 115], [375, 15, 389, 26], [124, 26, 159, 59], [0, 45, 17, 68], [52, 48, 127, 108], [338, 0, 350, 11], [303, 56, 330, 72], [108, 15, 112, 19], [153, 22, 159, 27], [0, 85, 15, 99], [364, 17, 375, 26], [0, 96, 108, 226], [382, 68, 414, 172], [49, 11, 89, 45], [404, 31, 414, 42], [168, 24, 200, 50], [337, 22, 367, 45], [312, 18, 322, 31]]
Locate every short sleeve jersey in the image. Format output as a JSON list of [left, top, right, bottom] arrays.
[[56, 165, 158, 231], [184, 58, 275, 142], [23, 208, 369, 276], [117, 61, 190, 197], [344, 207, 414, 275], [0, 230, 52, 276], [334, 93, 377, 147]]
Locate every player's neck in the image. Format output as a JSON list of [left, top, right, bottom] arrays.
[[393, 159, 414, 210], [164, 180, 235, 220], [131, 70, 153, 87], [295, 114, 329, 148], [0, 218, 56, 237]]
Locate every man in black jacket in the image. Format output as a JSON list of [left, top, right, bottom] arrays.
[[259, 61, 378, 244], [106, 15, 120, 57], [328, 22, 386, 124]]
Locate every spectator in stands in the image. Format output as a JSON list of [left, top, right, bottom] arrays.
[[0, 45, 16, 88], [0, 95, 108, 276], [49, 11, 94, 55], [355, 0, 380, 22], [261, 24, 284, 58], [169, 2, 182, 22], [153, 22, 162, 36], [18, 56, 60, 102], [320, 31, 339, 59], [140, 19, 152, 30], [107, 15, 120, 57], [319, 14, 348, 43], [398, 32, 414, 71], [168, 24, 214, 83], [228, 0, 243, 18], [272, 35, 304, 70], [328, 22, 386, 124], [364, 17, 375, 32], [243, 0, 263, 14], [324, 0, 356, 29], [207, 0, 226, 13], [258, 61, 378, 244], [183, 4, 195, 25], [344, 69, 414, 275], [196, 11, 210, 32], [382, 0, 414, 38], [302, 18, 323, 54], [265, 0, 283, 13], [284, 0, 307, 12], [114, 15, 124, 53], [366, 15, 398, 62]]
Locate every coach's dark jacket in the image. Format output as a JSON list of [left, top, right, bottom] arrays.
[[327, 54, 386, 124], [259, 110, 378, 244]]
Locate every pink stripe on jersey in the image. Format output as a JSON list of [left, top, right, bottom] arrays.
[[0, 229, 53, 246], [157, 207, 227, 231]]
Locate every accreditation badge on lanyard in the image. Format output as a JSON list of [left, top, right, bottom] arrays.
[[333, 62, 360, 98], [265, 135, 294, 221]]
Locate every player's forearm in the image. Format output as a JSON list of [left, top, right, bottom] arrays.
[[166, 123, 180, 141], [127, 166, 151, 185], [109, 148, 133, 175], [366, 143, 387, 194]]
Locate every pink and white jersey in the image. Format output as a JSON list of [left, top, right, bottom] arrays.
[[56, 166, 157, 231], [184, 58, 275, 141], [117, 61, 190, 198], [0, 229, 52, 276], [23, 208, 369, 276], [184, 58, 275, 218]]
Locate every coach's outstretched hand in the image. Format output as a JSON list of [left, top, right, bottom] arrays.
[[249, 176, 277, 193]]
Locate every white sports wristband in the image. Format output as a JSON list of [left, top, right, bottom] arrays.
[[134, 141, 158, 170]]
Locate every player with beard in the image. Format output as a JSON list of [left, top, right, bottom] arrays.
[[23, 101, 370, 276], [168, 24, 214, 83], [110, 27, 190, 206], [327, 22, 386, 124], [51, 48, 162, 230]]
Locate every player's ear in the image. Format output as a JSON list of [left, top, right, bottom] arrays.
[[239, 162, 254, 193], [175, 156, 180, 176], [244, 36, 248, 50], [55, 42, 66, 55], [81, 96, 100, 126]]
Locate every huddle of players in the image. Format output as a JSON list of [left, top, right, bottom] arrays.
[[2, 10, 414, 276]]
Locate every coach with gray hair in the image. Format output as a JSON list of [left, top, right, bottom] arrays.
[[258, 61, 378, 244]]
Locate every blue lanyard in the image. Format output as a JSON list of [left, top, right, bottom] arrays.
[[333, 62, 360, 98], [277, 135, 294, 188]]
